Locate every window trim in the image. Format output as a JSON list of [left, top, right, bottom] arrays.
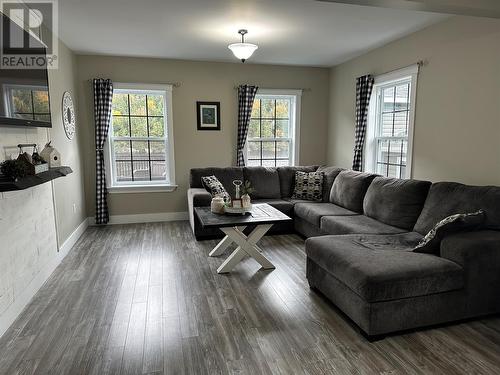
[[105, 82, 176, 193], [3, 83, 51, 119], [364, 65, 419, 179], [244, 88, 302, 166]]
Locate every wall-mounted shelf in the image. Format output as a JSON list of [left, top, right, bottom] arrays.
[[0, 166, 73, 192]]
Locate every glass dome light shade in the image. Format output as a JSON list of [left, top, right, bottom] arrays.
[[228, 42, 258, 62]]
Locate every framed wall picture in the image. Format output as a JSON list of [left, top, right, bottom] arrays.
[[196, 101, 220, 130]]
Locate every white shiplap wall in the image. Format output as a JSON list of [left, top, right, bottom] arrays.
[[0, 127, 59, 333]]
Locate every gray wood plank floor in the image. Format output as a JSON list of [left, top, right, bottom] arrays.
[[1, 221, 499, 375]]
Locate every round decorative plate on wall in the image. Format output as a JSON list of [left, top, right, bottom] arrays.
[[62, 91, 76, 140]]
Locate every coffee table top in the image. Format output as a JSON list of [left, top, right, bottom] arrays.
[[195, 203, 291, 229]]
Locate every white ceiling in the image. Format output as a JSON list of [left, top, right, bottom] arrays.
[[58, 0, 447, 67]]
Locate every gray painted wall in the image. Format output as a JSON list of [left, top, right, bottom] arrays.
[[327, 16, 500, 185], [76, 56, 330, 217]]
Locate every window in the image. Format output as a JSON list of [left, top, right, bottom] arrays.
[[106, 83, 175, 192], [4, 84, 51, 122], [365, 66, 418, 179], [246, 89, 301, 167]]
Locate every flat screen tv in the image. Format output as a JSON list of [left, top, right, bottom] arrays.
[[0, 13, 51, 128]]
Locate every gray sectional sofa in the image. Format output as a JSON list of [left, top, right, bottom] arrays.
[[188, 166, 500, 337]]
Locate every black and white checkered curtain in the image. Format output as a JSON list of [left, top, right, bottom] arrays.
[[93, 78, 113, 225], [352, 75, 374, 171], [236, 85, 258, 166]]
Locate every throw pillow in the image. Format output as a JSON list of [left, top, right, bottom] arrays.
[[291, 171, 324, 202], [413, 210, 485, 254], [201, 175, 229, 200]]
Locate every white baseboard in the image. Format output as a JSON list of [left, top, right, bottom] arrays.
[[58, 218, 89, 256], [87, 211, 188, 225], [0, 218, 89, 338]]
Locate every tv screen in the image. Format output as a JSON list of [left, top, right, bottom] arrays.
[[0, 13, 51, 128]]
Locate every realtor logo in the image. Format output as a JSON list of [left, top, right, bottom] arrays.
[[0, 0, 58, 69]]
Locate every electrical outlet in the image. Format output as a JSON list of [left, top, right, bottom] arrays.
[[72, 203, 77, 214]]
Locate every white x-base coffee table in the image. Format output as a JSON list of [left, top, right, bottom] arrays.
[[194, 204, 291, 274]]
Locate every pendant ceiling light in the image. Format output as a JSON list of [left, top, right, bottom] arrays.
[[228, 29, 258, 63]]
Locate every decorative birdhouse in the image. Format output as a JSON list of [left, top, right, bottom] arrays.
[[40, 141, 61, 168], [16, 144, 49, 175]]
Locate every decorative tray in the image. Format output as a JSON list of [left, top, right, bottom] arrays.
[[224, 204, 252, 215]]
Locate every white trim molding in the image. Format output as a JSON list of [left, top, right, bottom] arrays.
[[107, 184, 178, 194], [364, 64, 419, 178], [88, 211, 188, 225], [0, 218, 88, 338], [58, 218, 89, 255], [105, 82, 176, 192], [374, 64, 419, 85], [245, 88, 302, 166]]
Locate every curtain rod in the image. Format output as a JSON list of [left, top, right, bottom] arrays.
[[377, 60, 427, 77], [88, 79, 181, 88], [234, 85, 311, 92]]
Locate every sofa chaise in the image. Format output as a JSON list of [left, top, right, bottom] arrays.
[[187, 166, 500, 337]]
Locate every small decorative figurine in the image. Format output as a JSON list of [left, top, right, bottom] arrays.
[[241, 180, 254, 208], [40, 141, 62, 168]]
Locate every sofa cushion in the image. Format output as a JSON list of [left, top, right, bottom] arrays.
[[414, 182, 500, 235], [244, 167, 281, 199], [413, 210, 485, 254], [190, 167, 243, 193], [329, 170, 377, 212], [251, 199, 294, 218], [295, 203, 358, 227], [316, 166, 344, 202], [291, 171, 324, 202], [306, 233, 464, 302], [440, 230, 500, 268], [363, 176, 431, 230], [283, 198, 312, 204], [321, 215, 407, 235], [277, 166, 318, 198]]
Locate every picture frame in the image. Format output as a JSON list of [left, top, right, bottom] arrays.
[[231, 199, 242, 209], [196, 101, 220, 130]]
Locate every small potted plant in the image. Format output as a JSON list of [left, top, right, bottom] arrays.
[[0, 159, 30, 181], [240, 180, 254, 208]]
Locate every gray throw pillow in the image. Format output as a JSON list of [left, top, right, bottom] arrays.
[[291, 171, 324, 202], [413, 210, 485, 254], [201, 175, 229, 200]]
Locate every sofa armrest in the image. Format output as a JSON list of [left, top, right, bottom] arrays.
[[188, 188, 212, 207], [440, 230, 500, 268], [440, 231, 500, 300], [187, 188, 212, 234]]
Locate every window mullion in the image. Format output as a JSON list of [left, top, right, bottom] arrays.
[[145, 94, 152, 181], [392, 86, 396, 137], [273, 99, 277, 166], [248, 137, 292, 142], [126, 94, 134, 182], [375, 136, 407, 141]]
